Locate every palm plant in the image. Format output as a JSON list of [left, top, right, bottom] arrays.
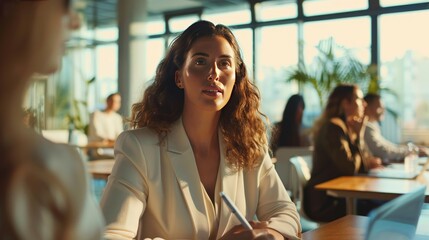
[[67, 76, 96, 135], [286, 38, 369, 107]]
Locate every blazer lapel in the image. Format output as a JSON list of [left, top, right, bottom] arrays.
[[217, 134, 241, 237], [166, 118, 209, 238]]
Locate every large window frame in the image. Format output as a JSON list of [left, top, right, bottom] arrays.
[[65, 0, 429, 144]]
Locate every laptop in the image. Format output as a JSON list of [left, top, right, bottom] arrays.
[[366, 156, 429, 179], [365, 185, 427, 240]]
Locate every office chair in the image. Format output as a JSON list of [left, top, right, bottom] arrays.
[[289, 155, 321, 230]]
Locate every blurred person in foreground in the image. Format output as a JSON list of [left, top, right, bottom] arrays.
[[100, 20, 301, 240], [0, 0, 104, 239], [304, 84, 382, 222]]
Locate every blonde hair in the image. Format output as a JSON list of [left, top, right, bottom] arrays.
[[0, 0, 75, 238]]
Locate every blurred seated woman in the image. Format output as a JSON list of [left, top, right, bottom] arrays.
[[0, 0, 104, 239], [303, 84, 382, 222], [270, 94, 310, 154]]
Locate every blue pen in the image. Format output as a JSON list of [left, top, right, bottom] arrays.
[[220, 191, 253, 230]]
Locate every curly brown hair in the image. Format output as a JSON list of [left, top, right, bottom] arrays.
[[131, 20, 267, 169]]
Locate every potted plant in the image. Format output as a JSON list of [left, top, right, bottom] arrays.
[[286, 38, 369, 107], [67, 76, 96, 135]]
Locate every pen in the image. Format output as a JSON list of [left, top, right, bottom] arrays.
[[220, 191, 253, 230]]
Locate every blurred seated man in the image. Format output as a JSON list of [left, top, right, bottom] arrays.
[[88, 93, 124, 159], [363, 93, 426, 163]]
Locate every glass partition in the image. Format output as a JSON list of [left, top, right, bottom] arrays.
[[379, 10, 429, 144]]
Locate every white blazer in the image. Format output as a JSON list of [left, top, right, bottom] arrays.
[[101, 119, 301, 240]]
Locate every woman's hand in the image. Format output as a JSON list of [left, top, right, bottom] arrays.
[[347, 116, 368, 142], [417, 146, 428, 157], [219, 221, 285, 240], [368, 156, 384, 169]]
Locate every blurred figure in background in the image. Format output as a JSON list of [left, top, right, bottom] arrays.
[[88, 92, 124, 159], [88, 93, 123, 145], [270, 94, 311, 154], [304, 84, 382, 222], [0, 0, 103, 239], [364, 93, 427, 162]]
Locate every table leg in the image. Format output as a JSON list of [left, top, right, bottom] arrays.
[[346, 197, 356, 215]]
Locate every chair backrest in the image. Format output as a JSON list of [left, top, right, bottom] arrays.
[[274, 147, 313, 201], [290, 156, 311, 184], [289, 155, 314, 221]]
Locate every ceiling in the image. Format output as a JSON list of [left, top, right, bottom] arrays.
[[77, 0, 251, 28]]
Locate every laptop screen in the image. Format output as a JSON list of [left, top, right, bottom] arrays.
[[365, 185, 426, 240]]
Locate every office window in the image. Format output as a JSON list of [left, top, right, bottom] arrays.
[[49, 47, 95, 129], [380, 0, 429, 7], [202, 4, 251, 25], [231, 28, 253, 82], [143, 38, 165, 85], [303, 17, 370, 65], [169, 15, 200, 33], [145, 16, 166, 35], [95, 27, 118, 42], [95, 44, 118, 110], [255, 25, 299, 123], [255, 0, 297, 22], [304, 0, 368, 16], [379, 10, 429, 144], [302, 17, 370, 124]]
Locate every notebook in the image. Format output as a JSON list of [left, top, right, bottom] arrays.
[[367, 156, 429, 179], [365, 185, 426, 240]]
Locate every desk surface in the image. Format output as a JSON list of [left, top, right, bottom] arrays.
[[302, 210, 429, 240], [316, 175, 429, 200], [78, 141, 114, 149], [302, 215, 366, 240], [86, 159, 114, 180], [315, 174, 429, 214]]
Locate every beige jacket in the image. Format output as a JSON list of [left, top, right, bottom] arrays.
[[101, 119, 301, 240]]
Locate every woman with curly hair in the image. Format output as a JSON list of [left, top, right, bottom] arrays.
[[101, 20, 301, 240], [0, 0, 104, 239]]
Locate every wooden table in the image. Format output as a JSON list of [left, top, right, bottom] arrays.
[[78, 141, 115, 149], [76, 141, 115, 160], [302, 215, 367, 240], [315, 175, 429, 214], [302, 210, 429, 240], [86, 159, 115, 180]]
